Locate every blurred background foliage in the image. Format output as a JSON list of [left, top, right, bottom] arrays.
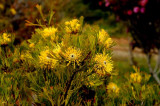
[[0, 0, 128, 40]]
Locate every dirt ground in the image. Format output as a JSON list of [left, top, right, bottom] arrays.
[[112, 37, 158, 61]]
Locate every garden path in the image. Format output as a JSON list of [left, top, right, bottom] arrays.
[[112, 37, 158, 61]]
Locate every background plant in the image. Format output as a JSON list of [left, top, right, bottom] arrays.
[[94, 0, 160, 85]]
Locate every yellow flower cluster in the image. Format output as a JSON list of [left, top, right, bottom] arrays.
[[42, 27, 57, 40], [107, 82, 119, 94], [0, 33, 11, 45], [39, 49, 57, 69], [63, 47, 81, 68], [65, 19, 81, 34], [98, 29, 113, 48], [94, 53, 113, 75], [130, 72, 142, 83]]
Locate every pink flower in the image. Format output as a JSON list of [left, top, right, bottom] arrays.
[[133, 6, 140, 13], [140, 7, 145, 13], [127, 10, 133, 15], [105, 2, 110, 7], [139, 0, 148, 7]]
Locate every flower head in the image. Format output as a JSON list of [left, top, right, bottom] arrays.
[[130, 72, 142, 83], [98, 29, 113, 49], [98, 29, 109, 44], [42, 27, 57, 40], [0, 33, 12, 45], [63, 47, 81, 68], [94, 53, 113, 75], [104, 38, 113, 48], [39, 49, 57, 69], [65, 19, 81, 34], [133, 6, 140, 13], [107, 82, 119, 94]]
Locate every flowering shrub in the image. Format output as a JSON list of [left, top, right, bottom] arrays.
[[25, 16, 115, 105], [0, 11, 115, 104], [0, 7, 159, 105]]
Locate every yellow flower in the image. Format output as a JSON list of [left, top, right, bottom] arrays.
[[94, 53, 113, 75], [107, 82, 119, 94], [63, 47, 81, 68], [0, 33, 12, 45], [39, 50, 57, 69], [104, 38, 113, 48], [20, 54, 25, 60], [10, 8, 16, 15], [65, 19, 81, 34], [98, 29, 109, 44], [130, 72, 142, 83], [29, 43, 35, 48], [42, 27, 57, 40]]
